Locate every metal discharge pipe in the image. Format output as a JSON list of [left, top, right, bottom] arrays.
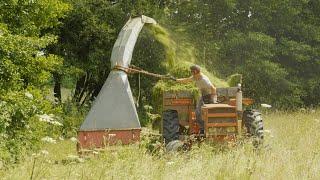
[[78, 16, 157, 149]]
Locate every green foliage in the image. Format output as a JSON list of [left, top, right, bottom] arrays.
[[240, 61, 303, 108], [0, 0, 70, 166], [166, 0, 320, 108], [227, 74, 242, 87], [302, 78, 320, 107], [0, 0, 70, 36], [0, 28, 63, 90], [0, 89, 63, 164], [219, 31, 276, 75], [59, 100, 88, 137]]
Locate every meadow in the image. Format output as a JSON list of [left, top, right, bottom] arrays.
[[1, 109, 320, 180]]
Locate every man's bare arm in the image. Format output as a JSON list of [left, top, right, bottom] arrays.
[[176, 76, 193, 83], [211, 85, 217, 103], [211, 85, 217, 95]]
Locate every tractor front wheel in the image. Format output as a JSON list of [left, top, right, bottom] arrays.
[[162, 109, 180, 144], [242, 109, 264, 147]]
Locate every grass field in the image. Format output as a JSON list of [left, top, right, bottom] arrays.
[[1, 109, 320, 179]]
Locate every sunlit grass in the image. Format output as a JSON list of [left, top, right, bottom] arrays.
[[1, 109, 320, 179]]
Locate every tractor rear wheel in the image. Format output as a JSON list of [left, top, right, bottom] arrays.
[[162, 109, 180, 144], [242, 109, 264, 147]]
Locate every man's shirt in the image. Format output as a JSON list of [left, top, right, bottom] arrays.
[[193, 74, 213, 96]]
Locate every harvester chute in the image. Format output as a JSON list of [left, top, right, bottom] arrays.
[[78, 15, 157, 150]]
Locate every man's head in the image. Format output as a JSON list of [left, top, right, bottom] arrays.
[[190, 65, 201, 75]]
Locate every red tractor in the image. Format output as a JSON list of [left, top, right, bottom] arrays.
[[161, 84, 264, 150]]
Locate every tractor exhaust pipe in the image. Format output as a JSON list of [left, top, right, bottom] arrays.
[[236, 83, 242, 136]]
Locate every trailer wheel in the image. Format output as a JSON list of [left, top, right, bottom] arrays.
[[242, 109, 264, 147], [162, 109, 180, 144]]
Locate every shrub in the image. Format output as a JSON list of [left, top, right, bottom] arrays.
[[0, 88, 63, 164]]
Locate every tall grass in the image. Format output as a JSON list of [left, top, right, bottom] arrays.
[[1, 109, 320, 179]]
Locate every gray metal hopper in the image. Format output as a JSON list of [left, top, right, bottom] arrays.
[[78, 15, 157, 149]]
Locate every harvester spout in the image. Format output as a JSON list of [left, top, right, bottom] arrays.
[[78, 16, 157, 150]]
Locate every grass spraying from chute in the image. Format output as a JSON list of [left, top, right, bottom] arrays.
[[147, 24, 229, 112]]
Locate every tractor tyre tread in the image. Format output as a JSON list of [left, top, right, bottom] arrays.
[[242, 109, 264, 147], [162, 109, 179, 144]]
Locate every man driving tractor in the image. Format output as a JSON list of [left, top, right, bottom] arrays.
[[174, 65, 217, 135]]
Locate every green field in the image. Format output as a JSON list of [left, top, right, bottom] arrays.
[[2, 109, 320, 179]]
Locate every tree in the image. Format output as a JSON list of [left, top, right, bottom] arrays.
[[54, 0, 168, 104], [0, 0, 69, 163], [166, 0, 320, 108], [0, 0, 69, 91]]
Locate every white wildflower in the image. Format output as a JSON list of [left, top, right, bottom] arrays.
[[108, 134, 116, 138], [51, 120, 63, 126], [38, 114, 54, 123], [144, 105, 153, 111], [77, 158, 85, 163], [167, 161, 174, 165], [0, 133, 8, 138], [37, 114, 63, 126], [261, 104, 272, 108], [93, 151, 99, 155], [264, 129, 271, 134], [59, 136, 64, 141], [70, 137, 78, 143], [67, 154, 85, 163], [36, 51, 45, 57], [41, 136, 56, 144], [248, 11, 252, 18], [0, 101, 7, 106], [40, 150, 49, 156], [67, 154, 78, 159], [299, 108, 306, 112], [31, 105, 37, 111], [25, 92, 33, 100]]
